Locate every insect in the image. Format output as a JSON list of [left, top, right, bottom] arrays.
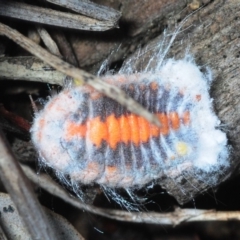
[[31, 58, 229, 192]]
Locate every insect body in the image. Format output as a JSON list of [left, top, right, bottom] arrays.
[[31, 59, 228, 189]]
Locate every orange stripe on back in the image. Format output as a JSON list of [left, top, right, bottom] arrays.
[[65, 122, 87, 140], [169, 112, 180, 130], [149, 116, 160, 137], [106, 114, 121, 149], [119, 115, 131, 144], [138, 116, 150, 142], [64, 111, 190, 149], [88, 116, 108, 148], [158, 113, 169, 135], [128, 114, 140, 145]]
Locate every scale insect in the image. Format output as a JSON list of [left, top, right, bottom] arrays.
[[31, 58, 229, 193]]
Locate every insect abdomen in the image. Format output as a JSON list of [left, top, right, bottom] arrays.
[[31, 59, 229, 197], [31, 75, 195, 188]]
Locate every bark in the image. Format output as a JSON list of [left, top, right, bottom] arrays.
[[70, 0, 211, 71], [0, 1, 119, 31]]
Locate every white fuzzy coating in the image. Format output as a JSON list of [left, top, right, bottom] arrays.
[[158, 59, 228, 171], [31, 58, 229, 190], [31, 89, 85, 171]]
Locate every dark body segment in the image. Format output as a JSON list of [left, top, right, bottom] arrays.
[[62, 77, 193, 188]]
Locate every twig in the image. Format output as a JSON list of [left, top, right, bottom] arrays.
[[0, 224, 8, 240], [46, 0, 121, 22], [0, 117, 30, 140], [0, 1, 117, 31], [27, 28, 41, 44], [51, 30, 79, 66], [21, 165, 240, 226], [36, 27, 62, 57], [0, 104, 31, 131], [0, 192, 85, 240], [12, 139, 36, 163], [0, 22, 160, 126], [0, 129, 58, 240], [0, 56, 66, 85]]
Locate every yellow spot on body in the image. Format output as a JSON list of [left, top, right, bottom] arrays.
[[73, 78, 84, 86], [176, 142, 189, 156]]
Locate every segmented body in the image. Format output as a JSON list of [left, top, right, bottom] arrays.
[[31, 60, 228, 189]]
